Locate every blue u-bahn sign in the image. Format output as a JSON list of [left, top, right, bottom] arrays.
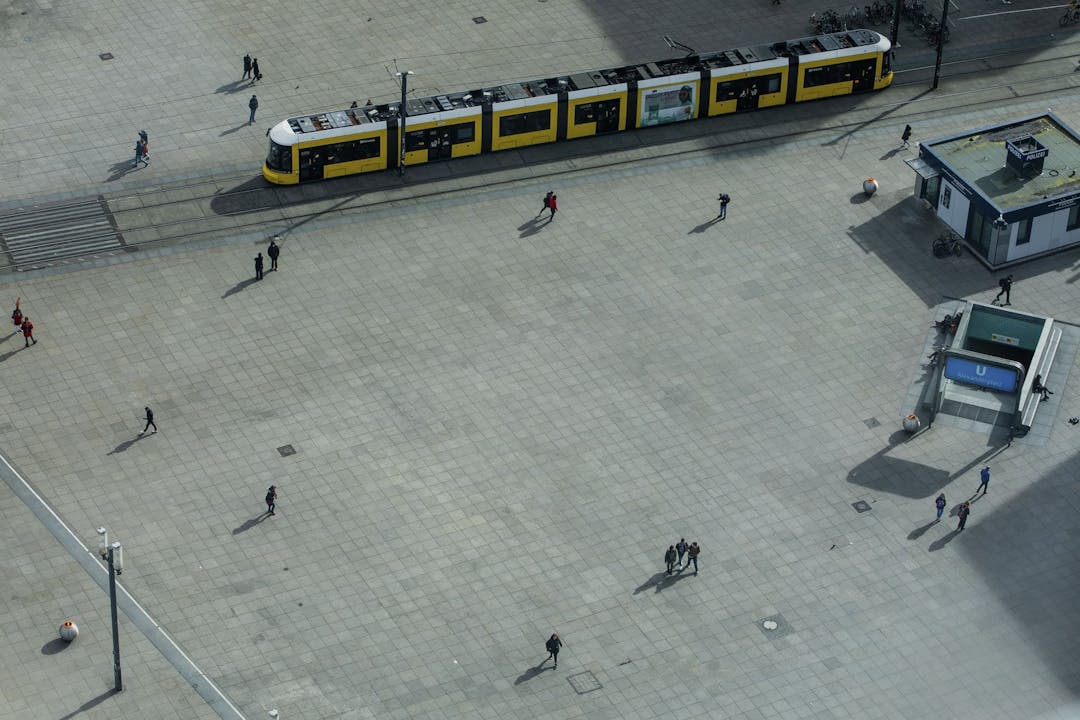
[[944, 356, 1020, 392]]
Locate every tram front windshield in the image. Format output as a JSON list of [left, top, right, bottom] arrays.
[[266, 140, 292, 172]]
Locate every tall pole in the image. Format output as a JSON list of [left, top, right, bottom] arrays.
[[107, 547, 123, 692], [890, 0, 902, 48], [931, 0, 950, 89], [396, 71, 413, 177]]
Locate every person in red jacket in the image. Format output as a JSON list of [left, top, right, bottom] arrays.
[[21, 316, 35, 347], [12, 297, 22, 331], [545, 192, 558, 221]]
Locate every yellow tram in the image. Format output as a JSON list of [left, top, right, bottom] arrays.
[[263, 29, 892, 184]]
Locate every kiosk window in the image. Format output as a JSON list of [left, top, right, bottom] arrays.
[[1068, 204, 1080, 231], [499, 110, 552, 136], [1016, 218, 1032, 245]]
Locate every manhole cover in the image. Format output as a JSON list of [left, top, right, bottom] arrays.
[[567, 670, 602, 694], [852, 500, 872, 513], [472, 16, 487, 23], [99, 52, 114, 61], [756, 614, 792, 639], [277, 444, 296, 457], [863, 417, 880, 428]]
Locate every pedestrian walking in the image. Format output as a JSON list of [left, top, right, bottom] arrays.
[[545, 193, 558, 220], [267, 239, 280, 271], [243, 53, 252, 80], [11, 297, 22, 331], [993, 275, 1013, 306], [251, 58, 261, 83], [935, 493, 946, 520], [255, 252, 264, 280], [139, 130, 150, 164], [265, 485, 277, 515], [900, 124, 912, 148], [20, 317, 35, 347], [976, 465, 990, 495], [664, 545, 677, 575], [957, 501, 970, 531], [133, 137, 148, 168], [139, 406, 157, 434], [686, 542, 700, 575], [717, 193, 730, 220], [536, 190, 553, 219], [248, 95, 259, 125], [544, 633, 562, 668], [675, 538, 688, 569]]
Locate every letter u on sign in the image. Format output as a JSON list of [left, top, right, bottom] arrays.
[[975, 365, 988, 377]]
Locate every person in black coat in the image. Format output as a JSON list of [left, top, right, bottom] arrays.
[[251, 58, 261, 82], [267, 240, 280, 271], [544, 633, 562, 668], [255, 252, 264, 280]]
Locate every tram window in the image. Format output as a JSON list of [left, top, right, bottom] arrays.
[[405, 130, 429, 151], [499, 110, 552, 136], [266, 140, 292, 172], [882, 52, 892, 77], [325, 138, 380, 162], [1067, 204, 1080, 231], [451, 123, 474, 143], [575, 103, 596, 124], [716, 81, 739, 102], [764, 74, 781, 94], [803, 62, 852, 88]]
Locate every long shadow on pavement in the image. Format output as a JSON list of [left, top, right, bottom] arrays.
[[222, 277, 258, 299], [514, 662, 551, 685], [688, 217, 721, 234], [928, 528, 962, 552], [908, 519, 939, 540], [108, 434, 149, 455], [105, 160, 141, 183], [233, 514, 271, 535], [57, 689, 118, 720]]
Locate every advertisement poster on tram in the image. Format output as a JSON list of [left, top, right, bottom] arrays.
[[640, 83, 696, 126]]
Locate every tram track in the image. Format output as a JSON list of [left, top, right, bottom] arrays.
[[5, 42, 1079, 274]]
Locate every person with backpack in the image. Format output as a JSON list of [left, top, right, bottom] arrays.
[[544, 633, 562, 668], [957, 501, 970, 531], [536, 190, 553, 219], [935, 493, 946, 521], [265, 485, 277, 515], [686, 542, 700, 575], [993, 275, 1013, 306], [675, 538, 689, 570]]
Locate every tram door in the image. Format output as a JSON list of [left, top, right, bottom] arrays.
[[595, 100, 620, 133], [851, 59, 876, 93], [429, 128, 453, 161], [299, 147, 325, 181]]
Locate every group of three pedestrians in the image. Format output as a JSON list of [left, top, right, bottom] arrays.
[[933, 465, 991, 531], [665, 538, 701, 576]]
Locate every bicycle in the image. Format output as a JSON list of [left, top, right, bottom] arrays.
[[932, 231, 964, 258], [1061, 7, 1080, 26]]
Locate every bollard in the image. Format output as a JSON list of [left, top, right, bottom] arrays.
[[902, 413, 921, 434], [863, 177, 879, 197], [59, 620, 79, 642]]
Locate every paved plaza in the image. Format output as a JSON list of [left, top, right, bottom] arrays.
[[2, 1, 1080, 720]]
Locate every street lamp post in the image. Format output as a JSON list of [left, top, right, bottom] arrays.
[[931, 0, 951, 90], [96, 527, 124, 692], [395, 71, 414, 176]]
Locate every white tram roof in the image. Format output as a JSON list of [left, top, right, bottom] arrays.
[[275, 29, 888, 142]]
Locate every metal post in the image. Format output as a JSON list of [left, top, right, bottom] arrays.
[[396, 71, 413, 176], [106, 547, 123, 692], [890, 0, 902, 48], [931, 0, 950, 89]]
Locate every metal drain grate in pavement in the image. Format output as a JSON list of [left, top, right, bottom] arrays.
[[567, 670, 601, 694], [0, 196, 125, 270]]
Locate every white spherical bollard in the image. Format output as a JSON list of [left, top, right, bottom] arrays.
[[59, 620, 78, 642], [863, 177, 879, 197], [902, 413, 921, 434]]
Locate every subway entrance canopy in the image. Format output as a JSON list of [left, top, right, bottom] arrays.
[[907, 112, 1080, 269]]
